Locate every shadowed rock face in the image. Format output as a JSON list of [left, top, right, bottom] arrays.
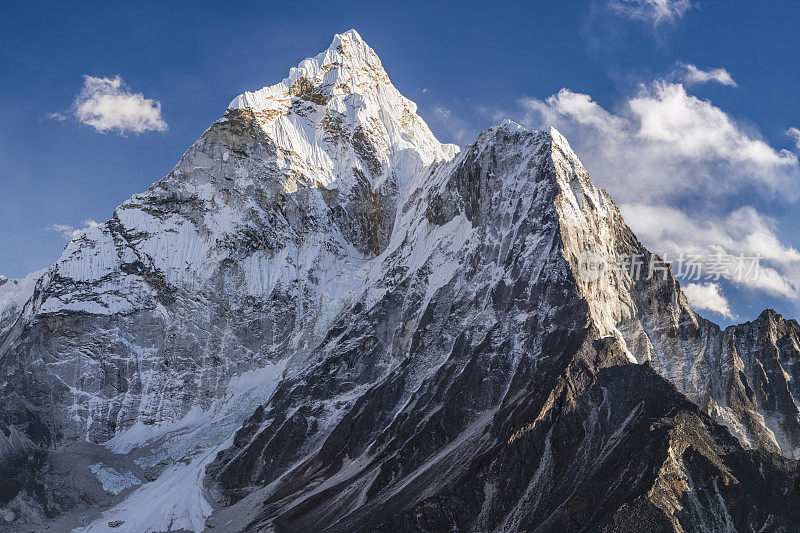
[[201, 125, 800, 533], [1, 30, 799, 532]]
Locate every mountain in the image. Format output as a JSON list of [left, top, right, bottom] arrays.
[[1, 29, 799, 532]]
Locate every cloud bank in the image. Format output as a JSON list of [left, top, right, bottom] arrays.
[[522, 82, 798, 202], [519, 77, 800, 307]]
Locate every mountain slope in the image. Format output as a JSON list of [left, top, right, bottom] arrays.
[[201, 117, 800, 533], [0, 29, 799, 532]]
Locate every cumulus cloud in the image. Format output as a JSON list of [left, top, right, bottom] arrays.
[[47, 219, 101, 240], [519, 78, 800, 304], [622, 205, 800, 300], [680, 64, 737, 87], [788, 127, 800, 149], [71, 75, 167, 135], [607, 0, 693, 25], [683, 283, 734, 319], [521, 81, 800, 203]]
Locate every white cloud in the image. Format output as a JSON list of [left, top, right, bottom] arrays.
[[683, 283, 734, 319], [629, 82, 790, 172], [680, 64, 737, 87], [72, 75, 167, 135], [607, 0, 692, 25], [47, 219, 101, 240], [521, 81, 800, 203], [519, 78, 800, 303], [523, 90, 624, 136], [47, 224, 77, 240], [788, 127, 800, 149], [622, 205, 800, 300]]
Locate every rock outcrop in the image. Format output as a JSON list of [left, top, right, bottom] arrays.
[[1, 30, 798, 532]]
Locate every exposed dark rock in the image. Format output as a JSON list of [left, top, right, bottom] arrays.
[[0, 29, 797, 533]]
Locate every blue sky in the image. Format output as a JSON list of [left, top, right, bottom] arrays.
[[1, 0, 798, 325]]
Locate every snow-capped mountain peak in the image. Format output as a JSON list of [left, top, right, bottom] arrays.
[[227, 28, 457, 191], [3, 30, 800, 533], [228, 29, 384, 111]]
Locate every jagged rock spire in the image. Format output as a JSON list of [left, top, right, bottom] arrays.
[[228, 29, 458, 189]]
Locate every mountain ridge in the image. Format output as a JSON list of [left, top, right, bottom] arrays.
[[0, 29, 799, 532]]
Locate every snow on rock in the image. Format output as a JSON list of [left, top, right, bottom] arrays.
[[0, 269, 47, 335], [79, 361, 287, 532], [228, 29, 458, 194], [0, 28, 799, 533]]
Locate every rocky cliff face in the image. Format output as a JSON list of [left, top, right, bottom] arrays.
[[1, 29, 799, 532]]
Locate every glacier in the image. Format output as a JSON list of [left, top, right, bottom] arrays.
[[0, 29, 799, 532]]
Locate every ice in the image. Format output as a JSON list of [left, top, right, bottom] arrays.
[[89, 463, 142, 495], [79, 362, 286, 532]]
